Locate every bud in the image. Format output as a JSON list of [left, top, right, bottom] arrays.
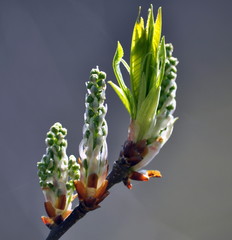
[[37, 122, 80, 226], [129, 43, 178, 172], [74, 67, 109, 208], [109, 5, 178, 187]]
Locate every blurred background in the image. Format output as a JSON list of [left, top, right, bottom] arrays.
[[0, 0, 231, 239]]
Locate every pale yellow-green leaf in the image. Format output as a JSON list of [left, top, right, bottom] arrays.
[[137, 72, 147, 111], [130, 11, 146, 103], [121, 59, 130, 73], [112, 41, 128, 92], [156, 36, 166, 88], [153, 7, 162, 57], [146, 6, 163, 92], [108, 81, 132, 116], [146, 4, 155, 43], [136, 86, 161, 140]]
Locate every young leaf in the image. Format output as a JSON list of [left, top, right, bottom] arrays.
[[130, 10, 146, 104], [156, 36, 166, 88], [121, 59, 130, 73], [146, 6, 162, 92], [152, 7, 162, 58], [108, 81, 132, 116], [111, 42, 135, 118], [137, 73, 147, 112], [136, 86, 161, 140], [112, 41, 129, 94]]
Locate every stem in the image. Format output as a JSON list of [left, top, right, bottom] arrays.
[[46, 203, 89, 240]]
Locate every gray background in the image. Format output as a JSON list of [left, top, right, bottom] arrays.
[[0, 0, 231, 239]]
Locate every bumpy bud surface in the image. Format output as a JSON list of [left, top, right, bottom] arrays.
[[75, 67, 108, 208], [37, 122, 80, 225], [157, 43, 178, 116]]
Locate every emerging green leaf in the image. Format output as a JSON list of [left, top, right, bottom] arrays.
[[130, 8, 146, 104], [136, 86, 161, 140], [108, 81, 132, 115], [110, 5, 178, 156], [112, 41, 135, 118], [112, 41, 127, 92]]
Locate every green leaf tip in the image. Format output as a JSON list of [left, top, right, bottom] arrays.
[[112, 40, 136, 118]]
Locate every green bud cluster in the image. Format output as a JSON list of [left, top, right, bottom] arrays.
[[157, 43, 178, 116], [79, 67, 108, 190], [37, 122, 80, 193], [66, 155, 80, 191], [148, 43, 178, 143], [80, 66, 107, 162]]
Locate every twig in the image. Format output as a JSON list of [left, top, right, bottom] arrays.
[[46, 153, 131, 240], [46, 202, 89, 240]]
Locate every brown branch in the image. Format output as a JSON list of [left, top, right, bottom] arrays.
[[46, 140, 146, 240], [46, 202, 89, 240]]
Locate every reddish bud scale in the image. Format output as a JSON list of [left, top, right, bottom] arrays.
[[74, 179, 109, 209], [121, 140, 148, 166], [43, 194, 73, 227], [41, 210, 72, 228], [119, 140, 162, 189], [55, 195, 66, 210], [87, 173, 98, 188], [44, 202, 56, 218], [41, 216, 54, 227]]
